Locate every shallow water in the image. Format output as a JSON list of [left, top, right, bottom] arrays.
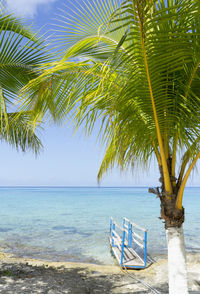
[[0, 187, 199, 264]]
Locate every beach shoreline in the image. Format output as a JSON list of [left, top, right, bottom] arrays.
[[0, 251, 199, 293]]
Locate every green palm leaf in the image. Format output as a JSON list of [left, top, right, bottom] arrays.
[[0, 111, 43, 154], [0, 5, 50, 152], [22, 0, 200, 191]]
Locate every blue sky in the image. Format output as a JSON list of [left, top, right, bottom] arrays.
[[1, 0, 199, 187]]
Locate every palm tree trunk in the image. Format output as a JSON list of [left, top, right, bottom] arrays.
[[149, 169, 188, 294], [160, 195, 188, 293], [166, 226, 188, 294]]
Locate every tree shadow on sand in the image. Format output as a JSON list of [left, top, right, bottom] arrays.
[[0, 263, 124, 294], [0, 263, 199, 294]]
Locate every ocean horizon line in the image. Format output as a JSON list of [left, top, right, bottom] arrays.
[[0, 185, 199, 188]]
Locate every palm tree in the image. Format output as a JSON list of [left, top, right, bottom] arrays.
[[21, 0, 200, 292], [0, 4, 48, 152]]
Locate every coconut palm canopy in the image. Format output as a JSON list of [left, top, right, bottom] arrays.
[[0, 5, 50, 153], [22, 0, 200, 211]]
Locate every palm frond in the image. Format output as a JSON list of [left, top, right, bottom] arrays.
[[0, 111, 42, 154], [21, 0, 200, 183], [0, 6, 50, 153]]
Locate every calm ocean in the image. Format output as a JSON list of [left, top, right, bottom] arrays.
[[0, 187, 199, 264]]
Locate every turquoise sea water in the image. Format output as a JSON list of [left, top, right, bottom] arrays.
[[0, 187, 199, 264]]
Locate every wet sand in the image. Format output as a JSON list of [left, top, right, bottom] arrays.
[[0, 252, 199, 293]]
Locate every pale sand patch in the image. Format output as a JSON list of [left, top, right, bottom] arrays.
[[0, 252, 199, 293]]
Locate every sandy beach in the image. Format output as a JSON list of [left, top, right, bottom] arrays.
[[0, 252, 199, 293]]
